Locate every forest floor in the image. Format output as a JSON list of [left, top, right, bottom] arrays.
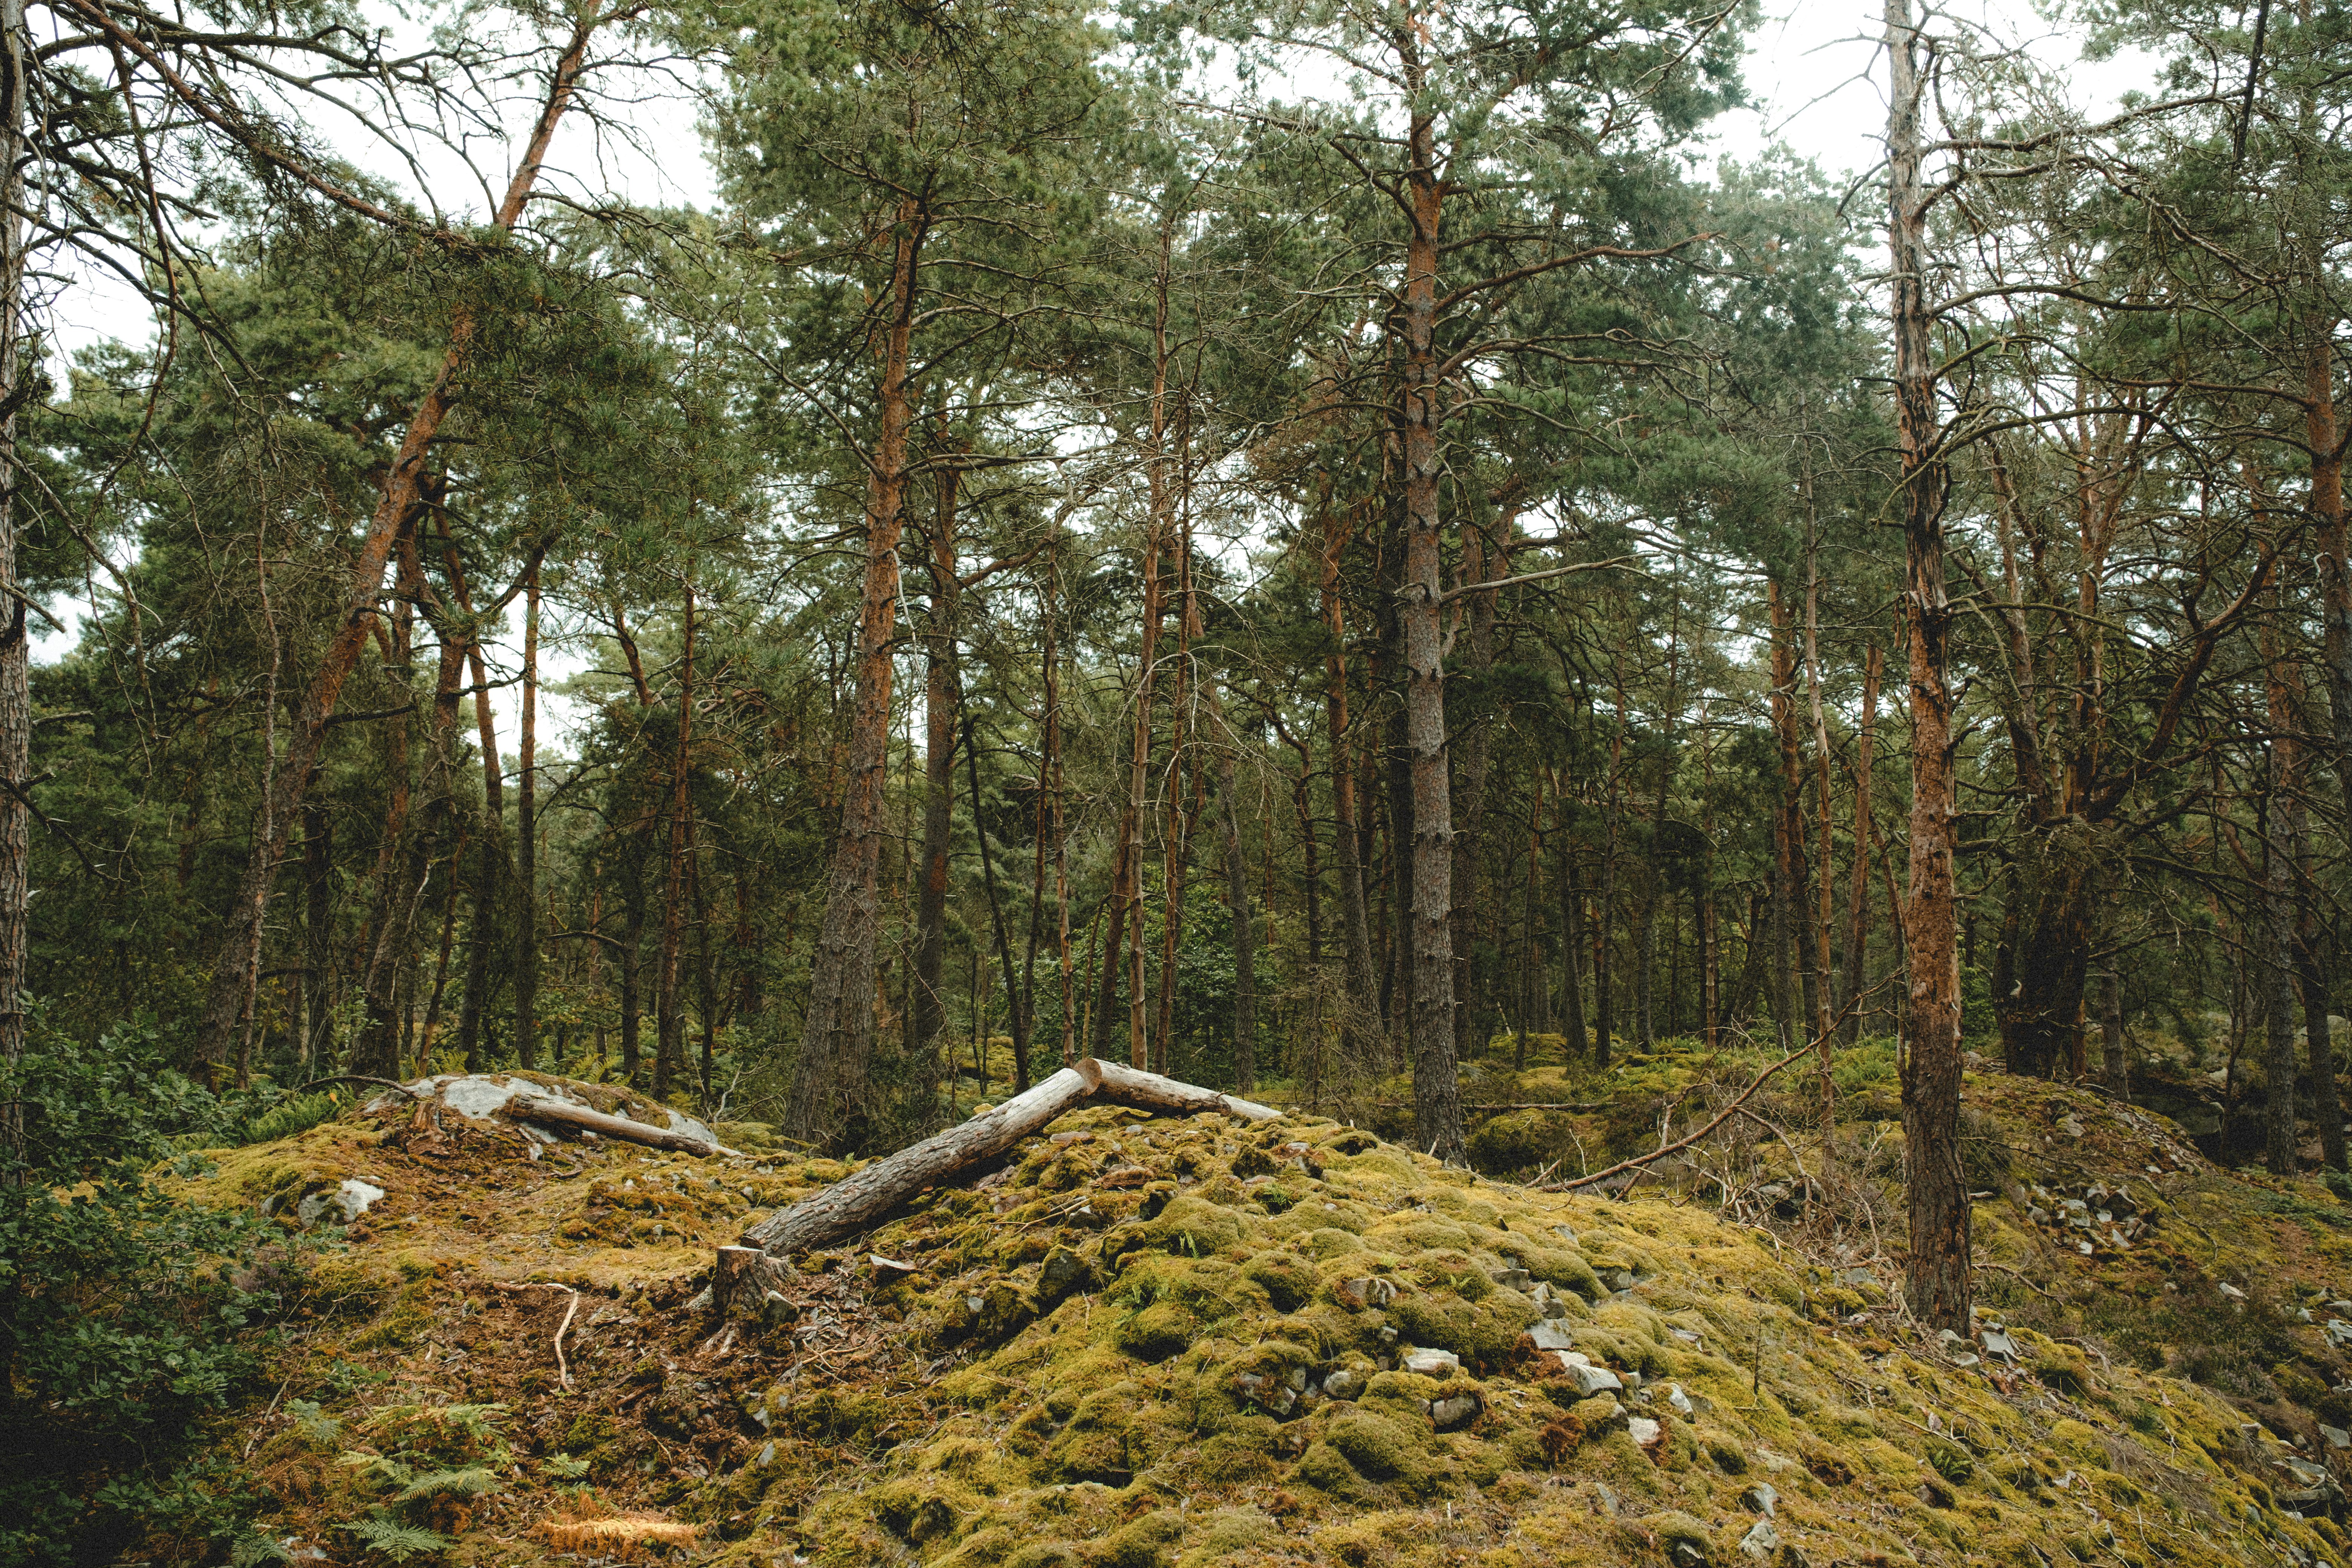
[[173, 1041, 2352, 1568]]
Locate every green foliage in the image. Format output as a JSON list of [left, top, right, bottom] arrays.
[[340, 1514, 454, 1563], [0, 1020, 288, 1565]]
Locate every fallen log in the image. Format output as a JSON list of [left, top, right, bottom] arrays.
[[496, 1094, 740, 1158], [737, 1058, 1279, 1257], [1089, 1058, 1281, 1122]]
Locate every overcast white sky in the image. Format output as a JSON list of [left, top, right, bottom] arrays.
[[32, 0, 2163, 757]]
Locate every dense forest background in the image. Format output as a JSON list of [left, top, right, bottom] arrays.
[[14, 0, 2352, 1553], [6, 0, 2352, 1364]]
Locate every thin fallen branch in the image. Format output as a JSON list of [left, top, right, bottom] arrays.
[[491, 1281, 580, 1389], [1542, 1036, 1821, 1191]]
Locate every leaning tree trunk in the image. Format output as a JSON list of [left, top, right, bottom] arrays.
[[783, 203, 925, 1145], [352, 538, 422, 1080], [1888, 0, 1970, 1335], [191, 8, 603, 1075]]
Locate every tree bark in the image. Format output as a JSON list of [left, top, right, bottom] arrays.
[[1888, 0, 1971, 1335], [457, 637, 505, 1072], [2099, 967, 2127, 1099], [514, 557, 541, 1070], [2263, 756, 2300, 1178], [1220, 735, 1256, 1091], [784, 199, 926, 1145], [655, 585, 695, 1101], [1450, 517, 1502, 1060], [914, 466, 960, 1098], [352, 526, 425, 1079], [192, 6, 602, 1074], [1320, 508, 1382, 1061], [1398, 98, 1463, 1162], [1836, 643, 1882, 1043], [741, 1059, 1276, 1258]]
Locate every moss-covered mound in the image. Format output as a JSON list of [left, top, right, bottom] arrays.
[[173, 1071, 2352, 1568]]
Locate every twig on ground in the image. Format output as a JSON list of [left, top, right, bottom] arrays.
[[492, 1282, 582, 1388]]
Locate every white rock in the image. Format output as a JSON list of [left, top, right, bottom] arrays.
[[1401, 1347, 1461, 1376], [1528, 1322, 1576, 1351], [1740, 1520, 1782, 1559], [1626, 1415, 1661, 1447]]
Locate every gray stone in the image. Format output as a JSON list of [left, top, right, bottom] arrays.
[[1338, 1276, 1398, 1308], [1402, 1346, 1461, 1376], [1979, 1328, 2018, 1360], [1668, 1383, 1695, 1417], [1037, 1245, 1093, 1304], [1742, 1482, 1777, 1516], [1740, 1520, 1782, 1560], [2218, 1282, 2248, 1300], [1430, 1394, 1481, 1430], [1563, 1361, 1624, 1397], [1626, 1415, 1662, 1448], [1323, 1368, 1364, 1400], [1492, 1266, 1532, 1291], [1528, 1321, 1576, 1351], [2320, 1424, 2349, 1450]]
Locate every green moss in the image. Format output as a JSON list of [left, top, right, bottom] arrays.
[[1142, 1194, 1249, 1257]]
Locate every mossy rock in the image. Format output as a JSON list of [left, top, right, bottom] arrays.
[[1320, 1407, 1432, 1487], [1089, 1507, 1183, 1568], [1143, 1194, 1250, 1257], [1243, 1252, 1317, 1312], [1387, 1287, 1531, 1367]]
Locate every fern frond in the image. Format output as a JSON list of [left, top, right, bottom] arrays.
[[393, 1466, 501, 1503], [342, 1513, 451, 1562]]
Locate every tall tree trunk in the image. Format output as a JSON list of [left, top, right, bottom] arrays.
[[192, 8, 602, 1074], [0, 0, 26, 1136], [1836, 643, 1882, 1043], [913, 466, 960, 1099], [514, 557, 541, 1069], [1555, 775, 1587, 1056], [457, 638, 505, 1071], [1768, 580, 1820, 1040], [2099, 966, 2127, 1099], [963, 713, 1031, 1094], [352, 529, 423, 1079], [1803, 502, 1837, 1050], [655, 586, 696, 1102], [302, 801, 334, 1066], [1399, 103, 1462, 1161], [784, 202, 926, 1144], [1047, 553, 1075, 1069], [620, 858, 645, 1085], [1221, 742, 1255, 1091], [1320, 508, 1382, 1060], [1889, 0, 1970, 1334], [2263, 755, 2301, 1178], [1450, 516, 1502, 1060]]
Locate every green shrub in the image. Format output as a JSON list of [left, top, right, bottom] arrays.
[[0, 1020, 289, 1565]]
